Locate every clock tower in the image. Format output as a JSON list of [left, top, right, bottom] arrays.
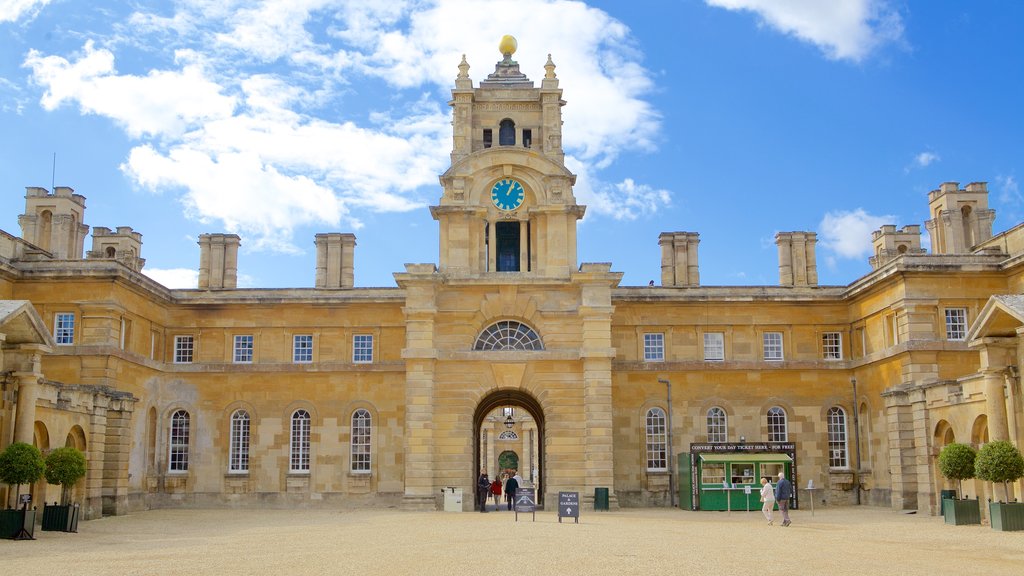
[[433, 36, 584, 277]]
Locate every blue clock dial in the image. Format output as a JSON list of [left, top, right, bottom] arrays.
[[490, 178, 525, 211]]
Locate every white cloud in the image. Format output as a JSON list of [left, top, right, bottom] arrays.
[[23, 0, 664, 254], [23, 42, 237, 138], [142, 267, 198, 289], [705, 0, 904, 62], [914, 151, 939, 167], [0, 0, 50, 23], [996, 175, 1021, 206], [568, 157, 671, 220], [819, 208, 893, 259]]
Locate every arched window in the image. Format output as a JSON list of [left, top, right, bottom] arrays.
[[474, 320, 543, 351], [290, 410, 311, 473], [767, 406, 788, 442], [646, 407, 667, 471], [827, 406, 848, 468], [499, 119, 515, 146], [707, 407, 727, 443], [351, 409, 371, 473], [168, 410, 190, 472], [229, 410, 250, 473]]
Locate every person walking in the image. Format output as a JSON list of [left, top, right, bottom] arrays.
[[477, 470, 490, 512], [504, 473, 519, 511], [490, 477, 502, 511], [759, 476, 775, 525], [775, 471, 792, 526]]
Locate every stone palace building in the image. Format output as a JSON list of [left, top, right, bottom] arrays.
[[1, 38, 1022, 519]]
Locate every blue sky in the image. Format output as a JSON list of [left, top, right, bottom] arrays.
[[1, 1, 1022, 289]]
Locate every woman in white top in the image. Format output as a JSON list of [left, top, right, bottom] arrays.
[[759, 477, 776, 525]]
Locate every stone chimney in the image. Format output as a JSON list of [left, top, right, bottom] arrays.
[[776, 232, 818, 287], [198, 233, 240, 289], [869, 225, 925, 269], [87, 226, 145, 271], [658, 232, 699, 287], [924, 181, 995, 254], [315, 233, 356, 289], [18, 186, 89, 259]]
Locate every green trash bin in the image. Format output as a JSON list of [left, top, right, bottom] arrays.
[[939, 489, 957, 515], [594, 487, 609, 511]]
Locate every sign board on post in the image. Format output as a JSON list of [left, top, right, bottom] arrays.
[[558, 491, 579, 523], [514, 488, 536, 522], [19, 493, 31, 506]]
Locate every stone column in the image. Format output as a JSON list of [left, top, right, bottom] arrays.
[[13, 373, 40, 444], [396, 265, 440, 509]]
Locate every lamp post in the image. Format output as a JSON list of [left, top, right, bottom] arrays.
[[851, 377, 862, 506], [658, 378, 675, 507]]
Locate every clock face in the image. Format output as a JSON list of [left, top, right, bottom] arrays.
[[490, 178, 525, 211]]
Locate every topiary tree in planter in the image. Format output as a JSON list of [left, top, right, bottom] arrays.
[[939, 443, 976, 498], [975, 440, 1024, 503], [976, 440, 1024, 532], [44, 446, 87, 506], [0, 442, 45, 507], [0, 442, 45, 540], [42, 446, 87, 532]]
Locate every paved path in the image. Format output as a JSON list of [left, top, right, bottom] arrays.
[[3, 506, 1022, 575]]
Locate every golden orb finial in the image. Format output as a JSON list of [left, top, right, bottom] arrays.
[[499, 35, 517, 58]]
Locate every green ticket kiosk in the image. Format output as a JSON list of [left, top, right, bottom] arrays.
[[687, 443, 797, 511]]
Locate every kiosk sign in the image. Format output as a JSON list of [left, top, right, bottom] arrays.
[[558, 491, 579, 523]]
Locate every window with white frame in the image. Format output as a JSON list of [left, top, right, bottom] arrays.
[[290, 410, 311, 473], [293, 334, 313, 363], [945, 308, 967, 341], [168, 410, 190, 472], [353, 334, 373, 363], [763, 332, 783, 361], [645, 407, 668, 471], [54, 312, 75, 345], [704, 332, 724, 361], [174, 335, 194, 364], [233, 335, 253, 363], [827, 406, 848, 468], [351, 409, 371, 473], [643, 333, 665, 362], [822, 332, 842, 360], [229, 410, 250, 473], [707, 407, 727, 443], [767, 406, 788, 442]]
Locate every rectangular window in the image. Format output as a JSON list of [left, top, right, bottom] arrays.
[[945, 308, 967, 341], [884, 313, 899, 347], [482, 129, 492, 149], [353, 334, 373, 363], [293, 335, 313, 363], [704, 332, 724, 361], [822, 332, 842, 360], [522, 128, 532, 148], [233, 335, 253, 363], [643, 333, 665, 362], [763, 332, 783, 361], [174, 335, 194, 364], [54, 312, 75, 345]]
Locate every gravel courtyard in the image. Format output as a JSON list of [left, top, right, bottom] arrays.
[[3, 506, 1022, 575]]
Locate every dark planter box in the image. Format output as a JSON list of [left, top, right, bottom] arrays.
[[0, 509, 36, 540], [42, 503, 80, 532], [943, 498, 981, 525], [989, 501, 1024, 532]]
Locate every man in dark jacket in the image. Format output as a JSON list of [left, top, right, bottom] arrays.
[[505, 474, 519, 511], [477, 470, 490, 512], [775, 471, 793, 526]]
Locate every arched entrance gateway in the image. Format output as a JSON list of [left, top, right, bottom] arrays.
[[474, 390, 545, 507]]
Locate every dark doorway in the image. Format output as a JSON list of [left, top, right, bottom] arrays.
[[474, 390, 544, 507], [495, 222, 520, 271]]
